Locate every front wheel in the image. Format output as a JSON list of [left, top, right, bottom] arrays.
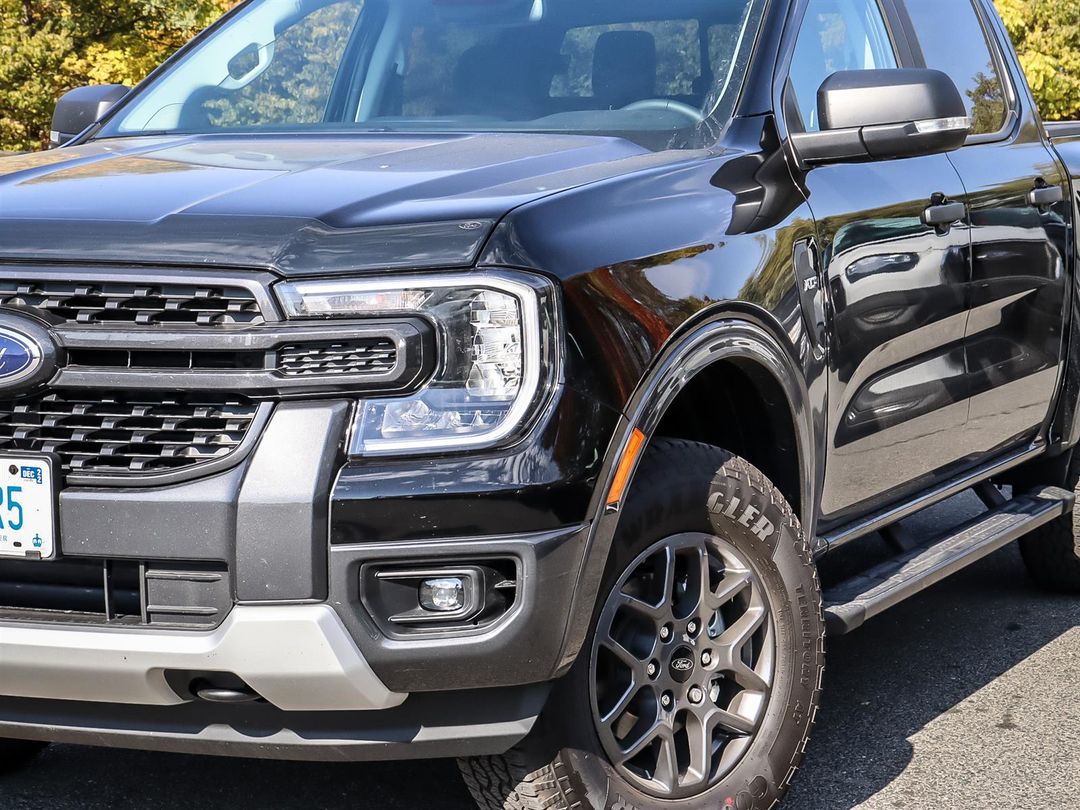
[[459, 440, 824, 810]]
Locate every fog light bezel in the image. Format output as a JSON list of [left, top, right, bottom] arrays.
[[360, 560, 519, 636], [376, 566, 484, 625]]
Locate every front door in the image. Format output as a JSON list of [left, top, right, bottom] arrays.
[[785, 0, 975, 526]]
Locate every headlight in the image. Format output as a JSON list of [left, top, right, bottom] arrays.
[[277, 271, 559, 456]]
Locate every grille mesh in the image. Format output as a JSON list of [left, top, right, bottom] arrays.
[[278, 338, 399, 377], [0, 279, 264, 327], [0, 393, 260, 476]]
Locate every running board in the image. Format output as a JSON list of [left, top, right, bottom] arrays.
[[823, 486, 1074, 635]]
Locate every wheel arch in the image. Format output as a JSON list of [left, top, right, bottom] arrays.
[[555, 309, 819, 672]]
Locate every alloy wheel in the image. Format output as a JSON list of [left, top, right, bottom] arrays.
[[589, 532, 774, 800]]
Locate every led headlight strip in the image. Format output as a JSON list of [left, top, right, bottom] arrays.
[[277, 271, 558, 456]]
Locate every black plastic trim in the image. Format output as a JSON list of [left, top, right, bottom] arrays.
[[61, 463, 247, 560], [554, 315, 817, 674], [824, 485, 1072, 633], [235, 400, 351, 603], [0, 684, 550, 761], [52, 320, 433, 397], [330, 525, 589, 693]]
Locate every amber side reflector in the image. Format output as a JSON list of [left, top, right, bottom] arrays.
[[606, 428, 647, 507]]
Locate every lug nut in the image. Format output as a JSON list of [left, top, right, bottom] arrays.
[[688, 686, 705, 705], [647, 662, 658, 678], [659, 625, 671, 641], [661, 693, 673, 709], [687, 620, 698, 635], [701, 651, 713, 666]]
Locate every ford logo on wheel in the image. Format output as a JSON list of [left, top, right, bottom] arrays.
[[0, 325, 45, 389], [672, 657, 694, 672]]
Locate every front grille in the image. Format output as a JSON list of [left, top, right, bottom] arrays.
[[0, 393, 261, 476], [279, 337, 399, 377], [0, 278, 265, 327], [0, 558, 231, 629]]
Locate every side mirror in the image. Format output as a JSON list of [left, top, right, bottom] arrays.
[[50, 85, 131, 148], [790, 69, 970, 166]]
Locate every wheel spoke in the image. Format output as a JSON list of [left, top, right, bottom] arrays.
[[706, 567, 752, 611], [712, 642, 770, 694], [712, 606, 770, 693], [620, 719, 664, 762], [600, 678, 641, 725], [600, 637, 646, 678], [660, 545, 678, 608], [683, 713, 715, 789], [709, 706, 757, 737], [730, 660, 770, 694], [653, 728, 680, 793], [616, 592, 665, 622], [716, 604, 766, 651]]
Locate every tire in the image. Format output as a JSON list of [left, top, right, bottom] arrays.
[[0, 740, 47, 775], [1020, 452, 1080, 592], [459, 439, 824, 810]]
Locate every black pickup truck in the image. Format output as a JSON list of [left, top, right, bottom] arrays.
[[1, 0, 1079, 808]]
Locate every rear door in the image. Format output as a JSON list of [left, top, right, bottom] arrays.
[[785, 0, 975, 526], [899, 0, 1070, 461]]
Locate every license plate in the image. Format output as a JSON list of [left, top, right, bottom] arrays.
[[0, 456, 56, 560]]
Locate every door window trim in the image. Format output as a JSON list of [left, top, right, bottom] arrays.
[[891, 0, 1019, 147], [772, 0, 910, 139]]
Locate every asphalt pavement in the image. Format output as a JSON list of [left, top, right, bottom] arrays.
[[2, 495, 1078, 809]]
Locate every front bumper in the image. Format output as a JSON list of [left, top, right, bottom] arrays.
[[0, 604, 403, 711], [0, 382, 616, 758]]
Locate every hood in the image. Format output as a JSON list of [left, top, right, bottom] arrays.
[[0, 133, 671, 276]]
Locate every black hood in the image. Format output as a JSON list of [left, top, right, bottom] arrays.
[[0, 133, 672, 276]]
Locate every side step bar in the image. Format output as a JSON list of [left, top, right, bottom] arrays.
[[823, 486, 1074, 635]]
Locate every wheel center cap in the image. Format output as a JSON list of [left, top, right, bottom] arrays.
[[669, 646, 696, 682]]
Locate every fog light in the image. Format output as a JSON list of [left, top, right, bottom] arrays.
[[419, 578, 466, 613]]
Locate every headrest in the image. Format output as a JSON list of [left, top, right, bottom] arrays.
[[593, 31, 657, 109]]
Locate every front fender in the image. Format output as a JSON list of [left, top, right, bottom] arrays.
[[553, 313, 823, 673]]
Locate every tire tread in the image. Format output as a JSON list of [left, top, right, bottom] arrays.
[[458, 439, 824, 810]]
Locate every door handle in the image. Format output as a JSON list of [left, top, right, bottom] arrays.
[[1028, 183, 1063, 208], [921, 200, 966, 230]]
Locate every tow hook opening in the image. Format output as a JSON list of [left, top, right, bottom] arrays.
[[193, 682, 261, 704], [167, 671, 264, 704]]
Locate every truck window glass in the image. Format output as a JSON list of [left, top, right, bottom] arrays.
[[788, 0, 898, 131], [210, 1, 363, 128], [903, 0, 1008, 136], [98, 0, 767, 151]]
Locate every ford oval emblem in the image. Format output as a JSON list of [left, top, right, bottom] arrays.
[[672, 657, 694, 672], [0, 326, 42, 387]]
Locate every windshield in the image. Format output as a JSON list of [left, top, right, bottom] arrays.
[[98, 0, 765, 149]]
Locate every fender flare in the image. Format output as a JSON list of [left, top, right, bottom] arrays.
[[554, 313, 819, 672]]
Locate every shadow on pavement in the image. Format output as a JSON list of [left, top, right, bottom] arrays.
[[787, 543, 1079, 809]]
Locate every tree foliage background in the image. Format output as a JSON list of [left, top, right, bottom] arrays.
[[0, 0, 233, 152], [1, 0, 1080, 153]]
